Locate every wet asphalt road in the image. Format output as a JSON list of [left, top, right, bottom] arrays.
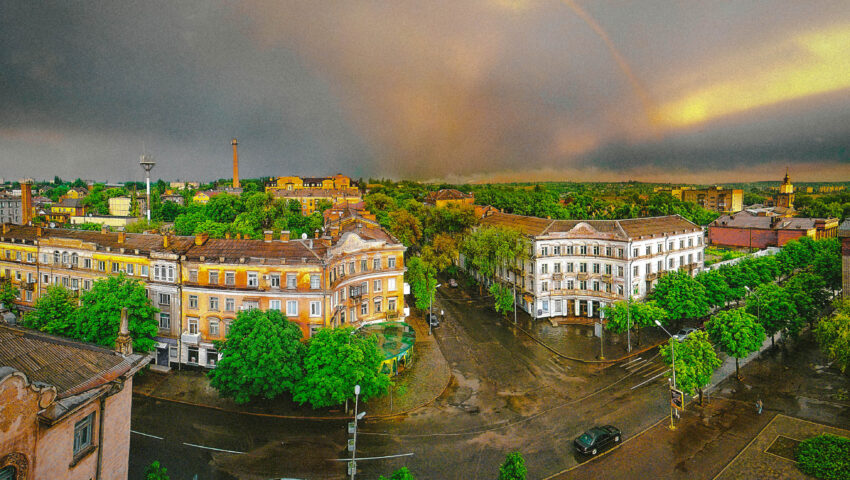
[[130, 285, 673, 479]]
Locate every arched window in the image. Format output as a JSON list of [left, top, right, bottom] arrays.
[[53, 251, 60, 264], [71, 253, 78, 265], [61, 252, 69, 264], [0, 465, 17, 480]]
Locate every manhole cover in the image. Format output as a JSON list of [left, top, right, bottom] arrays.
[[765, 435, 800, 461]]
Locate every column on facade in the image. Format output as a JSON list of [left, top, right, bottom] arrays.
[[587, 300, 593, 318], [574, 298, 580, 316]]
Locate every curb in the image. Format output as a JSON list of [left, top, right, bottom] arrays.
[[512, 321, 666, 364]]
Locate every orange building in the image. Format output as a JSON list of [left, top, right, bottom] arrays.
[[423, 189, 474, 208]]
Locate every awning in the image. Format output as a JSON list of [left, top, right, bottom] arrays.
[[154, 336, 178, 346]]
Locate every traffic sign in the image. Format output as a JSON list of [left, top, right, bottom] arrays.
[[348, 461, 356, 475], [671, 387, 684, 410]]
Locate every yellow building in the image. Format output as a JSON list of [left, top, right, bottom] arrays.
[[70, 215, 136, 229], [266, 174, 353, 193], [108, 196, 133, 216], [192, 191, 219, 205], [423, 189, 475, 208], [272, 188, 362, 215]]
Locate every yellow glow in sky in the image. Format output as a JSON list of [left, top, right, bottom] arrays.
[[655, 25, 850, 128]]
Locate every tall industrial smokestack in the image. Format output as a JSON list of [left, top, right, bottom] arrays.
[[231, 138, 240, 189], [20, 180, 33, 225]]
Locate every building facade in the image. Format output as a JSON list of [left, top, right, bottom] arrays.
[[0, 195, 22, 225], [462, 212, 705, 319], [423, 189, 475, 208], [708, 211, 838, 249], [680, 187, 743, 213], [0, 323, 147, 480], [0, 223, 406, 369]]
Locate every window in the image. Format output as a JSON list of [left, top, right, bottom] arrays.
[[579, 280, 587, 290], [286, 300, 298, 316], [207, 349, 218, 366], [310, 301, 321, 317], [579, 263, 587, 273], [126, 263, 134, 275], [286, 273, 297, 289], [209, 270, 219, 284], [554, 263, 561, 273], [243, 300, 259, 310], [553, 246, 560, 255], [189, 270, 198, 282], [658, 260, 663, 271], [209, 297, 219, 311], [657, 243, 663, 253], [269, 299, 281, 311], [360, 301, 368, 316], [188, 318, 199, 334], [73, 412, 95, 457], [646, 264, 652, 275], [209, 319, 220, 336], [188, 346, 199, 364], [373, 258, 381, 270], [84, 279, 91, 290], [593, 281, 600, 291], [605, 247, 611, 256], [542, 300, 549, 312], [159, 313, 170, 329], [84, 258, 92, 269], [617, 266, 624, 277], [310, 274, 320, 289], [669, 258, 675, 268], [53, 251, 60, 264], [565, 245, 573, 255], [360, 259, 368, 271], [593, 246, 600, 256], [141, 265, 149, 277], [668, 242, 674, 251], [633, 265, 639, 276], [688, 238, 693, 247], [25, 290, 32, 302], [617, 285, 624, 296], [247, 272, 258, 287], [225, 298, 235, 311], [541, 246, 549, 256], [225, 271, 235, 285], [605, 264, 612, 275], [98, 260, 106, 271], [541, 263, 548, 274], [592, 263, 600, 274], [388, 278, 397, 291], [158, 293, 170, 305], [189, 295, 198, 309], [632, 248, 638, 258], [373, 279, 382, 292], [388, 256, 396, 268], [567, 280, 574, 289], [679, 239, 684, 249], [374, 297, 382, 313], [388, 297, 397, 311], [112, 262, 120, 273], [270, 274, 280, 288], [71, 252, 78, 265], [580, 245, 587, 255], [349, 262, 355, 274], [645, 246, 651, 256], [169, 346, 178, 359], [566, 263, 574, 273], [541, 281, 548, 292]]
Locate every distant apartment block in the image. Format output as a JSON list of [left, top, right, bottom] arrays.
[[657, 186, 742, 213], [708, 211, 838, 249], [461, 212, 704, 320], [0, 195, 22, 224], [423, 189, 474, 208], [266, 174, 353, 192]]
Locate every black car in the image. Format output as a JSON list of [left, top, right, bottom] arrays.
[[427, 313, 440, 327], [573, 425, 621, 455]]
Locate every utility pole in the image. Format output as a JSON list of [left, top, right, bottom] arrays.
[[139, 154, 155, 222]]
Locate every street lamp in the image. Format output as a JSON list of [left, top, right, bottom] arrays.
[[428, 281, 441, 336], [349, 384, 366, 479], [655, 319, 678, 430]]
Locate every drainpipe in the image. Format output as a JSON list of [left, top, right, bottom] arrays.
[[177, 256, 183, 371], [95, 393, 106, 479]]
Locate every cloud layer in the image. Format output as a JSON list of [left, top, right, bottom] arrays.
[[1, 1, 849, 182]]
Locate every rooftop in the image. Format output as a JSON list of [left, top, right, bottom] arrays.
[[479, 212, 701, 240], [710, 212, 837, 230]]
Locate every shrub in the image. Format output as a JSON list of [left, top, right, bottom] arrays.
[[796, 434, 850, 480]]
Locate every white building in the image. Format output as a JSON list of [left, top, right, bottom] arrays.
[[462, 212, 705, 319]]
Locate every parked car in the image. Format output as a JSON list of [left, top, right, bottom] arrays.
[[673, 327, 697, 341], [574, 425, 621, 456], [448, 278, 458, 288], [427, 313, 440, 327]]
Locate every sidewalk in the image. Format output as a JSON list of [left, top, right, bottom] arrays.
[[132, 312, 452, 419]]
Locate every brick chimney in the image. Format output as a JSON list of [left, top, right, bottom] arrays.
[[114, 307, 133, 355], [36, 226, 43, 237], [118, 232, 126, 243], [314, 229, 320, 239], [194, 232, 209, 246], [280, 231, 290, 241], [163, 234, 170, 249], [264, 230, 273, 242], [20, 180, 33, 225], [231, 138, 240, 189]]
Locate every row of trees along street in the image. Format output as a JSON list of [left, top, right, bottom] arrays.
[[603, 235, 842, 404]]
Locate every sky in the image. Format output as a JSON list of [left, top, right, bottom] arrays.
[[2, 0, 850, 184]]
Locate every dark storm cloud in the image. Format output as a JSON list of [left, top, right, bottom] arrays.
[[1, 1, 850, 182]]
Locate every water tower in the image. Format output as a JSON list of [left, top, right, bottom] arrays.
[[139, 154, 155, 221]]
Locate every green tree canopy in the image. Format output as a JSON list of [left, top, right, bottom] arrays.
[[144, 461, 170, 480], [498, 452, 527, 480], [0, 280, 20, 315], [660, 330, 721, 404], [785, 272, 829, 329], [421, 233, 458, 273], [388, 209, 423, 248], [24, 285, 79, 337], [815, 302, 850, 373], [746, 283, 798, 344], [379, 467, 416, 480], [293, 327, 391, 409], [490, 283, 514, 318], [208, 309, 304, 404], [603, 299, 668, 346], [405, 257, 437, 311], [651, 271, 709, 321], [695, 269, 730, 309], [75, 274, 159, 352], [706, 308, 765, 378]]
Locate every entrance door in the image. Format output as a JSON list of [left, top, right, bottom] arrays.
[[156, 347, 169, 366], [579, 300, 588, 317]]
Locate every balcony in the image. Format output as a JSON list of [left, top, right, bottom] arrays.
[[181, 331, 201, 345], [552, 273, 563, 280]]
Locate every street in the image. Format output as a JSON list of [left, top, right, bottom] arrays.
[[131, 284, 673, 479]]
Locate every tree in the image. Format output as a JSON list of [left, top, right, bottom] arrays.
[[144, 461, 170, 480], [421, 233, 458, 273], [460, 226, 527, 295], [75, 275, 159, 352], [815, 306, 850, 373], [659, 330, 721, 405], [490, 283, 514, 318], [388, 209, 423, 248], [498, 452, 527, 480], [293, 327, 391, 409], [746, 283, 798, 346], [796, 434, 850, 480], [208, 309, 304, 404], [379, 467, 416, 480], [603, 300, 668, 346], [0, 280, 19, 315], [695, 270, 730, 310], [205, 193, 242, 223], [785, 272, 829, 329], [812, 238, 841, 291], [651, 271, 709, 321], [405, 257, 437, 311], [24, 285, 79, 337], [706, 308, 765, 379]]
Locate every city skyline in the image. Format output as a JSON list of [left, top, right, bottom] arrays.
[[2, 1, 850, 183]]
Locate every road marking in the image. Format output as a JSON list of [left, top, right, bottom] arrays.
[[621, 356, 643, 367], [630, 369, 670, 390], [624, 360, 647, 371], [182, 442, 244, 454], [642, 365, 668, 378], [131, 430, 163, 440], [329, 452, 415, 461]]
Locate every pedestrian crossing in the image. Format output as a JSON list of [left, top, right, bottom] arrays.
[[620, 356, 671, 390]]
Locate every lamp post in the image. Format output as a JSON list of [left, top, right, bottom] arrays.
[[349, 384, 366, 479], [655, 319, 677, 430], [139, 154, 155, 222]]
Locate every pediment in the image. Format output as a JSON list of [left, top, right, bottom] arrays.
[[568, 222, 598, 236]]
